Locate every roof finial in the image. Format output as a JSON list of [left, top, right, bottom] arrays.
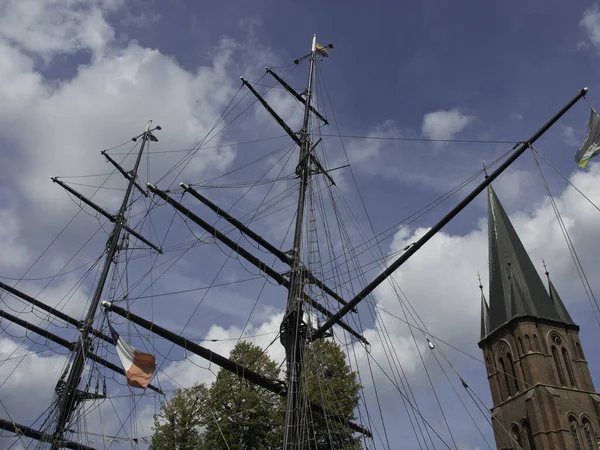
[[477, 272, 483, 291], [542, 259, 549, 277], [482, 160, 489, 179]]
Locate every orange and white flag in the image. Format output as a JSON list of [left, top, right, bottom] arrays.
[[108, 322, 156, 389]]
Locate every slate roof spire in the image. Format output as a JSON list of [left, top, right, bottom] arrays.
[[479, 275, 490, 340], [485, 185, 576, 335]]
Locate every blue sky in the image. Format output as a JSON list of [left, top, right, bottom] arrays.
[[2, 1, 600, 449]]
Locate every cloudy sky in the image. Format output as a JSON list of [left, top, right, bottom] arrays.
[[2, 1, 600, 449]]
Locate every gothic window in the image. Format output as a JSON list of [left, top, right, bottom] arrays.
[[552, 346, 566, 386], [570, 416, 583, 450], [562, 348, 577, 388], [499, 357, 512, 398], [506, 353, 519, 392], [511, 424, 523, 449], [550, 331, 562, 346], [533, 334, 540, 352], [576, 342, 585, 360], [582, 418, 595, 450], [522, 420, 536, 450], [518, 337, 524, 355], [525, 334, 531, 352], [498, 340, 509, 356]]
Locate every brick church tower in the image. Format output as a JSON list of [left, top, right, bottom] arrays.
[[478, 185, 600, 449]]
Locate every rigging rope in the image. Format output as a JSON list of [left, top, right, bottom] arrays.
[[529, 145, 600, 327]]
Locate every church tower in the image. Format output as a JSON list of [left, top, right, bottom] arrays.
[[478, 185, 600, 449]]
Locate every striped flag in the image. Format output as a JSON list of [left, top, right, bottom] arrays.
[[575, 108, 600, 168], [315, 43, 329, 57], [108, 322, 156, 389]]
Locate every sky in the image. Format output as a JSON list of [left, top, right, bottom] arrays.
[[2, 1, 600, 449]]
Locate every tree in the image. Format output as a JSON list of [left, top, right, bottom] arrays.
[[201, 341, 283, 449], [150, 383, 209, 450], [150, 339, 363, 449], [304, 339, 363, 449]]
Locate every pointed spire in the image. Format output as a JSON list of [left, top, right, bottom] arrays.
[[479, 274, 490, 339], [487, 185, 575, 331], [544, 262, 576, 326]]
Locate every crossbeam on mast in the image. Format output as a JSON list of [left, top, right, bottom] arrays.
[[51, 178, 162, 254], [179, 183, 355, 311], [241, 77, 336, 186], [311, 87, 590, 341], [0, 309, 163, 394], [101, 301, 372, 438], [0, 281, 113, 345], [101, 151, 148, 197], [0, 419, 95, 450], [146, 183, 368, 345], [265, 67, 328, 125]]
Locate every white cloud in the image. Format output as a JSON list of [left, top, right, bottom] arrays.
[[0, 209, 29, 270], [0, 0, 123, 57], [581, 4, 600, 50], [421, 108, 473, 141], [561, 124, 580, 147], [0, 338, 66, 424], [509, 112, 523, 121]]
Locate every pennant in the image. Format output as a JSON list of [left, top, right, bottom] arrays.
[[146, 131, 159, 142], [575, 108, 600, 168], [108, 322, 156, 389], [315, 43, 329, 57]]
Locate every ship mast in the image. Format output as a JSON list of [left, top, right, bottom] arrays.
[[280, 34, 318, 449], [50, 122, 160, 449]]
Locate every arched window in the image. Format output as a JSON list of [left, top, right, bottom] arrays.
[[511, 425, 523, 449], [582, 418, 595, 450], [522, 420, 536, 450], [552, 346, 566, 386], [576, 342, 585, 360], [533, 334, 540, 352], [518, 337, 524, 355], [499, 357, 511, 398], [525, 334, 531, 352], [506, 353, 519, 392], [569, 416, 583, 450], [562, 348, 577, 388]]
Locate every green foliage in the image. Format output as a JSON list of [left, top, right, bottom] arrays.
[[150, 339, 363, 450], [150, 384, 209, 450], [202, 341, 283, 449], [304, 339, 363, 449]]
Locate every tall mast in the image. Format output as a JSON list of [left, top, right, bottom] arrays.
[[51, 122, 158, 449], [280, 34, 318, 450]]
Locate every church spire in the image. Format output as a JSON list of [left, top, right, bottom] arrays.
[[479, 274, 490, 339], [544, 261, 575, 325], [486, 185, 575, 333]]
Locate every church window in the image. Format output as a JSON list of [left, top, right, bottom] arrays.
[[576, 342, 585, 360], [517, 337, 523, 355], [511, 424, 523, 449], [570, 416, 583, 450], [506, 353, 519, 392], [552, 346, 566, 386], [498, 340, 509, 355], [582, 418, 595, 450], [525, 334, 531, 352], [522, 420, 536, 450], [533, 334, 540, 352], [550, 331, 562, 346], [563, 348, 577, 388], [499, 357, 512, 398]]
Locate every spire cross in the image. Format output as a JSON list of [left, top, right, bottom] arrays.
[[478, 272, 483, 291], [542, 259, 549, 276], [482, 160, 489, 178]]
